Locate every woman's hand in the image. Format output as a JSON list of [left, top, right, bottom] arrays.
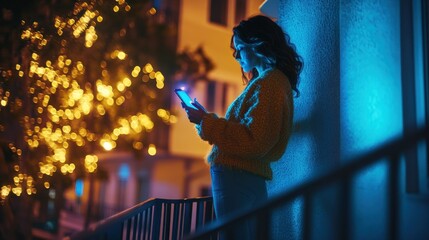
[[182, 99, 207, 124]]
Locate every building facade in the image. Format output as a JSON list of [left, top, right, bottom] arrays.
[[59, 0, 265, 237]]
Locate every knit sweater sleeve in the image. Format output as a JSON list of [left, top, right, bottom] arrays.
[[197, 73, 287, 160]]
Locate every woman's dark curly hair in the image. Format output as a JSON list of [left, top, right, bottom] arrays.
[[231, 15, 303, 97]]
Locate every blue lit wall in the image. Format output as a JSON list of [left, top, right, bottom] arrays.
[[340, 1, 402, 159], [340, 1, 402, 239], [269, 0, 340, 239], [270, 0, 429, 239]]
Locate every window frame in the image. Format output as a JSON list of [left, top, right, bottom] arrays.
[[209, 0, 228, 26], [422, 0, 429, 185], [401, 0, 429, 194]]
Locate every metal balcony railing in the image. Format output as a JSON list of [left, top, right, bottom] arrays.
[[186, 127, 428, 240], [67, 197, 215, 240], [67, 127, 428, 240]]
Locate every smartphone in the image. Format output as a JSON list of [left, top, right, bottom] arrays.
[[174, 89, 198, 110]]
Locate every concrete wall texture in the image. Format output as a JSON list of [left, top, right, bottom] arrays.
[[267, 0, 429, 239]]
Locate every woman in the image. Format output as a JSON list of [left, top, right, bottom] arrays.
[[183, 15, 303, 239]]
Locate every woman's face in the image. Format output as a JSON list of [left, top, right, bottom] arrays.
[[233, 36, 260, 73]]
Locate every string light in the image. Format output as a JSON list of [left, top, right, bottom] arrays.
[[0, 0, 178, 203]]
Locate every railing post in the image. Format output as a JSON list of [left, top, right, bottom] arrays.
[[142, 208, 148, 240], [339, 177, 351, 240], [163, 203, 172, 239], [303, 193, 312, 240], [108, 221, 124, 240], [183, 201, 193, 236], [134, 213, 141, 240], [196, 200, 204, 230], [256, 209, 270, 240], [172, 202, 180, 240], [388, 155, 400, 240], [153, 201, 162, 239]]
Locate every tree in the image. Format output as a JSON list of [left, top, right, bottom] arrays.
[[0, 0, 185, 237]]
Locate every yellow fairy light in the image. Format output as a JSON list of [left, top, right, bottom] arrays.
[[70, 132, 77, 140], [123, 77, 132, 87], [97, 104, 106, 115], [71, 89, 84, 100], [148, 144, 156, 156], [97, 83, 113, 98], [143, 63, 153, 73], [44, 182, 50, 189], [53, 148, 66, 163], [26, 176, 33, 186], [132, 68, 140, 77], [117, 51, 126, 60], [169, 115, 178, 124], [84, 155, 98, 172], [157, 109, 167, 118], [79, 95, 92, 115], [40, 163, 57, 176], [130, 117, 142, 133], [1, 186, 11, 199], [62, 125, 71, 133], [51, 114, 60, 123], [156, 81, 164, 89], [61, 163, 75, 174], [76, 139, 84, 146], [106, 98, 114, 106], [117, 82, 125, 92], [100, 137, 116, 151], [133, 141, 143, 150], [12, 186, 22, 196], [68, 19, 75, 25], [77, 61, 84, 71], [42, 95, 50, 107], [79, 128, 87, 137], [155, 71, 164, 81], [115, 96, 125, 105], [32, 53, 39, 60], [74, 110, 82, 119], [139, 113, 154, 130], [148, 7, 157, 15]]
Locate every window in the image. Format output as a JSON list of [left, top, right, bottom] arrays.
[[207, 81, 216, 111], [117, 164, 129, 209], [137, 170, 150, 202], [205, 80, 233, 114], [200, 186, 212, 196], [235, 0, 247, 24], [209, 0, 228, 26]]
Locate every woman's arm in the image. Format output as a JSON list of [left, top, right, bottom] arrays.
[[198, 77, 289, 160]]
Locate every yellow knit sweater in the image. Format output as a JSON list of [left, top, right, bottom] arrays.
[[196, 68, 294, 180]]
